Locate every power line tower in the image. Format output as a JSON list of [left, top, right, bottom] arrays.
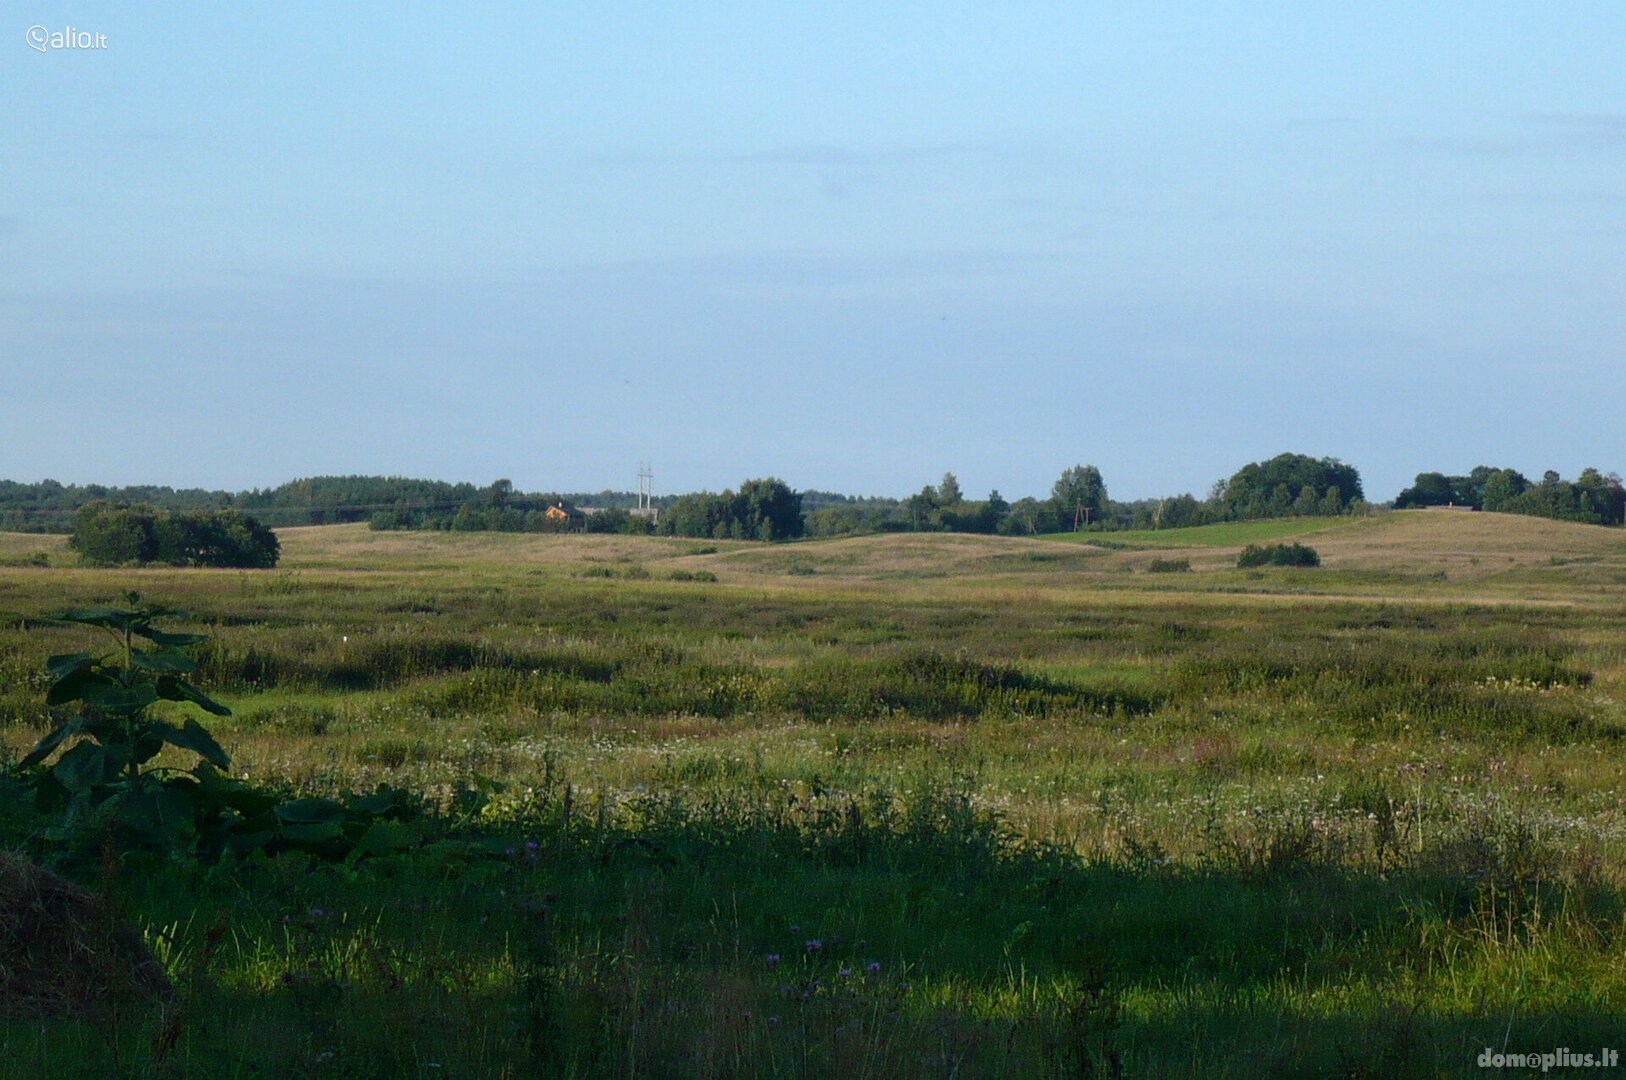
[[637, 463, 654, 514]]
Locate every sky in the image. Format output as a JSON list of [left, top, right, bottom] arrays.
[[3, 3, 1625, 503]]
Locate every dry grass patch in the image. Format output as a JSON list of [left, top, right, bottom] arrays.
[[0, 851, 172, 1017]]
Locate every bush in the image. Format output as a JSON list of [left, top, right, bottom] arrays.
[[1146, 557, 1191, 574], [1236, 542, 1320, 569], [70, 502, 279, 568]]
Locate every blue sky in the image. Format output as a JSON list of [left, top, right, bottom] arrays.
[[4, 3, 1624, 502]]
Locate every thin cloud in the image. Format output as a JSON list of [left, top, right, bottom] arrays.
[[1397, 135, 1536, 158], [725, 144, 971, 167], [1284, 116, 1359, 129], [1527, 113, 1626, 147]]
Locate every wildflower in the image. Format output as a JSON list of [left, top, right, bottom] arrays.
[[310, 908, 326, 918], [790, 924, 801, 933], [839, 967, 852, 978], [768, 1016, 779, 1027], [766, 954, 781, 965], [867, 962, 881, 974], [805, 939, 821, 952]]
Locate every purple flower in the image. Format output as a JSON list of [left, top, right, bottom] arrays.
[[805, 939, 821, 952], [766, 954, 781, 965], [768, 1016, 779, 1027], [789, 924, 800, 933], [838, 967, 852, 978], [524, 840, 538, 852], [866, 962, 881, 974], [310, 908, 325, 918]]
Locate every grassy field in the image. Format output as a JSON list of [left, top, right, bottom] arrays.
[[1039, 515, 1362, 550], [3, 514, 1626, 1077]]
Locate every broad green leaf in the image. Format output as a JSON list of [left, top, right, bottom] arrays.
[[189, 764, 277, 815], [350, 791, 401, 817], [156, 677, 231, 716], [349, 820, 416, 858], [227, 830, 275, 854], [80, 681, 159, 715], [236, 810, 281, 834], [132, 626, 206, 647], [54, 741, 121, 793], [46, 667, 119, 706], [161, 719, 231, 769], [45, 653, 96, 680], [131, 647, 196, 673], [280, 821, 343, 844], [58, 607, 139, 630], [275, 797, 346, 825], [132, 730, 166, 766], [18, 718, 83, 769]]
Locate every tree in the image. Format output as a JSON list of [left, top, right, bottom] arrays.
[[1051, 465, 1106, 530], [980, 489, 1009, 532], [1393, 472, 1475, 509], [904, 486, 938, 531], [1158, 494, 1204, 529], [999, 497, 1060, 536], [736, 478, 804, 541], [71, 503, 278, 568], [70, 503, 157, 564], [1480, 468, 1528, 512], [1219, 454, 1363, 520], [937, 473, 963, 506], [661, 479, 804, 541]]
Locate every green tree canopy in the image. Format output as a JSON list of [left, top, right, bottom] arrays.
[[1050, 465, 1107, 530], [1219, 454, 1362, 520], [661, 479, 804, 541], [70, 503, 280, 568]]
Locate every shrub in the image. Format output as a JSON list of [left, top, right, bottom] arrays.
[[1236, 542, 1320, 569], [1146, 557, 1191, 574], [71, 502, 279, 568]]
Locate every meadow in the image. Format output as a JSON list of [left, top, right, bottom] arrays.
[[2, 511, 1626, 1077]]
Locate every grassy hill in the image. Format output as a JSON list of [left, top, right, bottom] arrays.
[[3, 511, 1626, 1074]]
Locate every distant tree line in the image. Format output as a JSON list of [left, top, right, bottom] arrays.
[[367, 479, 666, 534], [0, 476, 680, 534], [804, 455, 1367, 538], [1394, 467, 1625, 526], [11, 455, 1626, 550], [70, 502, 279, 568], [658, 479, 804, 541], [0, 480, 236, 533]]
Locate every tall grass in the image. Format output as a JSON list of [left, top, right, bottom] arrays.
[[3, 524, 1626, 1075]]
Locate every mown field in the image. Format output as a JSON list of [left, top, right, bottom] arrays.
[[3, 511, 1626, 1077]]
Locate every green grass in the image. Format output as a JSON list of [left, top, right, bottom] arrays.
[[1043, 515, 1361, 549], [3, 519, 1626, 1076]]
